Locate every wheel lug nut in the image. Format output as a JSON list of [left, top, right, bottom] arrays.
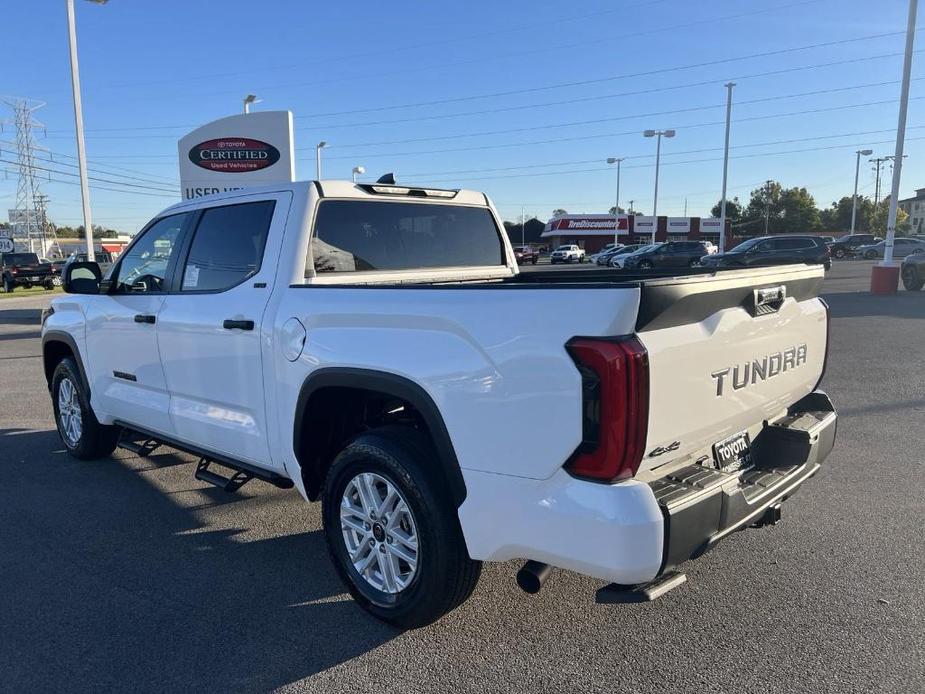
[[369, 512, 377, 520], [368, 538, 375, 546], [364, 523, 371, 530], [386, 536, 393, 544], [378, 544, 386, 552]]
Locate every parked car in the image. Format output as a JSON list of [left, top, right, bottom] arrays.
[[853, 237, 925, 260], [901, 252, 925, 290], [40, 257, 66, 286], [42, 179, 836, 627], [819, 236, 835, 244], [0, 252, 55, 292], [66, 250, 115, 276], [900, 253, 925, 292], [828, 233, 881, 258], [606, 244, 648, 267], [701, 235, 831, 271], [591, 245, 626, 265], [621, 241, 710, 270], [549, 244, 586, 263], [512, 246, 539, 265]]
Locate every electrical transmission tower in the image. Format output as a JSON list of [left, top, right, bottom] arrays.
[[1, 97, 52, 254]]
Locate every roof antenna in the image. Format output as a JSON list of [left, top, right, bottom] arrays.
[[376, 172, 396, 184]]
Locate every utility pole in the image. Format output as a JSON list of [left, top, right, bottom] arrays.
[[66, 0, 96, 261], [719, 82, 735, 253], [2, 98, 47, 254], [763, 179, 773, 234], [521, 205, 525, 246], [872, 0, 917, 294], [851, 149, 874, 233], [870, 156, 889, 206], [628, 200, 635, 215]]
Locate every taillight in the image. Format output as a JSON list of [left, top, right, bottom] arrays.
[[565, 336, 650, 483]]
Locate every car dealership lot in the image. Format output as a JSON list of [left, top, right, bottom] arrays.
[[1, 261, 922, 693]]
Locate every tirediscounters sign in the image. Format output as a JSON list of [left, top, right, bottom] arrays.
[[543, 215, 629, 236], [178, 111, 295, 200]]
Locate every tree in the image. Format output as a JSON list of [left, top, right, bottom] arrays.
[[744, 182, 820, 234], [819, 196, 877, 233], [869, 199, 910, 234], [710, 196, 744, 225], [504, 217, 546, 244], [552, 208, 568, 217], [607, 205, 626, 214]]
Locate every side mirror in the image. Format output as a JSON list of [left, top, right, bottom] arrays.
[[63, 261, 102, 295]]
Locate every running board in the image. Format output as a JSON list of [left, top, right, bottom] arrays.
[[595, 571, 687, 604], [114, 422, 294, 493], [117, 436, 161, 458]]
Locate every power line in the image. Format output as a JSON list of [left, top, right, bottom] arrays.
[[0, 157, 178, 194], [320, 78, 920, 151], [297, 29, 917, 119], [322, 96, 924, 161]]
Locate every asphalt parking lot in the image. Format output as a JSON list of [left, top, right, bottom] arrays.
[[1, 260, 922, 693]]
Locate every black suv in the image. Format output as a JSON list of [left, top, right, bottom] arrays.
[[829, 233, 881, 259], [701, 235, 831, 270], [0, 252, 55, 292], [620, 241, 709, 270]]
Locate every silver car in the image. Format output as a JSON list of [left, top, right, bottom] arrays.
[[901, 253, 925, 291], [854, 237, 925, 260]]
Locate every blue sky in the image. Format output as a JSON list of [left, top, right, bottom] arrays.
[[1, 0, 922, 232]]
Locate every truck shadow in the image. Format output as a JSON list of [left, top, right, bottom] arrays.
[[822, 288, 925, 320], [0, 428, 400, 691]]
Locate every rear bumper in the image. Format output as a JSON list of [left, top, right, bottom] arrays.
[[458, 390, 836, 586], [650, 390, 837, 574]]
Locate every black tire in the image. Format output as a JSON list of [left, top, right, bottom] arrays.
[[832, 247, 846, 259], [322, 426, 481, 628], [639, 260, 654, 269], [902, 266, 924, 291], [864, 250, 878, 260], [51, 357, 121, 460], [43, 280, 54, 290], [688, 258, 700, 268], [3, 276, 14, 293]]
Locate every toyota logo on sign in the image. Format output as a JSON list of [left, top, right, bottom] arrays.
[[188, 138, 281, 173]]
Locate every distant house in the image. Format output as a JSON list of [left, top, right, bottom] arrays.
[[898, 188, 925, 233]]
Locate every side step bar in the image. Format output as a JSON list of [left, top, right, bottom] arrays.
[[595, 571, 687, 604], [117, 436, 162, 458], [115, 422, 294, 494]]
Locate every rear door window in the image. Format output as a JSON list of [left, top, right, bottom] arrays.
[[310, 200, 504, 275]]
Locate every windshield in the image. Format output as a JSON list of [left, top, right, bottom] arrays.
[[3, 253, 40, 265], [630, 243, 660, 255], [728, 237, 764, 254], [555, 245, 573, 251]]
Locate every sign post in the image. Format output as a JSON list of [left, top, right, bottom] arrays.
[[178, 111, 295, 201]]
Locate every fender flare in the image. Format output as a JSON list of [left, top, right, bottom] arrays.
[[293, 367, 467, 507], [42, 330, 91, 396]]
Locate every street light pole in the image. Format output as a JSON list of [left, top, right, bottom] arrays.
[[65, 0, 100, 261], [851, 149, 874, 233], [607, 157, 623, 245], [351, 165, 365, 183], [719, 82, 735, 253], [315, 141, 327, 180], [644, 129, 675, 243]]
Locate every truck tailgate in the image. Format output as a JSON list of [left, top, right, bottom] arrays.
[[635, 265, 827, 476]]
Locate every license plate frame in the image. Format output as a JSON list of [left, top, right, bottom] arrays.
[[712, 430, 753, 473]]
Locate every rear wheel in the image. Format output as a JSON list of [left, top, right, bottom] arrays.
[[832, 247, 846, 259], [864, 249, 878, 260], [322, 427, 481, 628], [51, 358, 121, 460], [902, 265, 924, 291]]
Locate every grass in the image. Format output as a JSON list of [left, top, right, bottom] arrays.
[[0, 284, 63, 300]]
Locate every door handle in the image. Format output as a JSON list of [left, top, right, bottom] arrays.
[[223, 319, 255, 331], [134, 314, 156, 324]]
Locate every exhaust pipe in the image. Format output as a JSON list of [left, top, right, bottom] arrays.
[[517, 560, 552, 594]]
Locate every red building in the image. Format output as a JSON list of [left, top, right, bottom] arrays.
[[541, 214, 733, 253]]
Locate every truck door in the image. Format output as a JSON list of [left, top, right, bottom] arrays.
[[155, 193, 290, 469], [84, 212, 195, 435]]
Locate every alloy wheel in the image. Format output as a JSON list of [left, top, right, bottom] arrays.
[[57, 377, 83, 447], [340, 472, 419, 594]]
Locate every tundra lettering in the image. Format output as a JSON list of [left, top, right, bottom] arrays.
[[711, 344, 808, 396]]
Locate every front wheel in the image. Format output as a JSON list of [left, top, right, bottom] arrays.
[[832, 247, 846, 259], [52, 358, 121, 460], [52, 275, 63, 287], [638, 260, 654, 269], [688, 258, 701, 268], [864, 250, 878, 260], [322, 427, 481, 628], [902, 265, 924, 291]]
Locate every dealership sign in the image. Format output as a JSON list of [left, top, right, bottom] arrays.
[[178, 111, 295, 200], [543, 214, 629, 236]]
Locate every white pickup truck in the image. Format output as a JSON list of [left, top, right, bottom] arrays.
[[42, 180, 837, 627], [549, 243, 586, 263]]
